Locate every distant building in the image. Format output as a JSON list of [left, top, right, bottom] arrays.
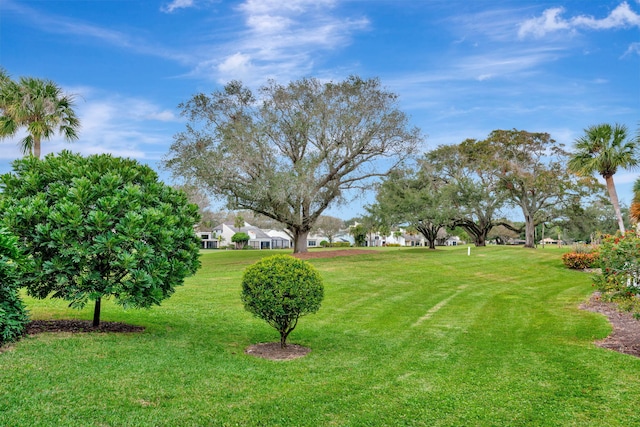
[[197, 222, 296, 249]]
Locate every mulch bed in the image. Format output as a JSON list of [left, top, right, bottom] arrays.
[[580, 293, 640, 358], [25, 319, 144, 334], [245, 342, 311, 360]]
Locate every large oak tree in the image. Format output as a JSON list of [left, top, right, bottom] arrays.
[[426, 140, 508, 246], [480, 130, 572, 248], [368, 168, 457, 249], [163, 76, 421, 253]]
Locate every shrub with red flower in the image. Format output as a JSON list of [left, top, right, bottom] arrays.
[[561, 252, 600, 269], [561, 242, 600, 269], [593, 231, 640, 316]]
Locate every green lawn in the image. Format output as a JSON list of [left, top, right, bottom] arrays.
[[1, 246, 639, 426]]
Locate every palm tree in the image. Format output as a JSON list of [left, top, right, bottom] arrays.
[[0, 72, 79, 159], [0, 68, 10, 87], [568, 123, 639, 233]]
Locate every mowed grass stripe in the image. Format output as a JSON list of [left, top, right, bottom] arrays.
[[1, 246, 639, 426]]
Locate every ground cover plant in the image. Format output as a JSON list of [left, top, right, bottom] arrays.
[[2, 246, 640, 426]]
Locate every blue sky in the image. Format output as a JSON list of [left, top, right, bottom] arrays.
[[1, 0, 639, 220]]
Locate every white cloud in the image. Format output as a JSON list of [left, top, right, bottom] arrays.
[[0, 88, 180, 164], [161, 0, 195, 13], [217, 52, 253, 77], [246, 14, 292, 33], [238, 0, 337, 16], [519, 2, 640, 39], [453, 47, 563, 82], [572, 2, 640, 30], [4, 0, 368, 87], [623, 42, 640, 56], [518, 7, 571, 38], [206, 0, 369, 84], [448, 7, 540, 44]]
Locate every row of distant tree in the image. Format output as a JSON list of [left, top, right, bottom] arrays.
[[365, 126, 639, 249], [160, 78, 640, 252], [2, 70, 639, 254]]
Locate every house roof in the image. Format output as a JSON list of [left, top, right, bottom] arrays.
[[214, 222, 287, 241]]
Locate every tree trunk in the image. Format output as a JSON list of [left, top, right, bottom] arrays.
[[461, 222, 489, 247], [605, 175, 626, 234], [416, 224, 438, 250], [293, 229, 309, 254], [280, 331, 289, 348], [34, 136, 41, 159], [92, 297, 101, 327], [524, 214, 535, 248]]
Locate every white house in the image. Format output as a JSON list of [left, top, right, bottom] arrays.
[[444, 236, 462, 246], [196, 228, 220, 249], [198, 222, 291, 250]]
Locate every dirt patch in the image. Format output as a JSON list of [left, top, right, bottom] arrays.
[[292, 249, 372, 260], [25, 319, 145, 334], [580, 293, 640, 358], [245, 342, 311, 360]]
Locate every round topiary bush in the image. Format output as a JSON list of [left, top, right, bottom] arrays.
[[0, 227, 30, 346], [241, 255, 323, 348]]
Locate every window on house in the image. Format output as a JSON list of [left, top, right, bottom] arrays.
[[201, 234, 210, 240], [308, 240, 317, 247]]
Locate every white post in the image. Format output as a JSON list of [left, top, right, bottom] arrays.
[[467, 246, 471, 256]]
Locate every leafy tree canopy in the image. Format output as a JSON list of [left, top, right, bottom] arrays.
[[0, 69, 79, 159], [426, 140, 508, 246], [0, 151, 201, 326], [349, 223, 368, 247], [313, 215, 345, 244], [163, 76, 421, 253], [368, 167, 458, 249], [568, 123, 640, 233], [231, 232, 250, 249], [477, 129, 574, 248]]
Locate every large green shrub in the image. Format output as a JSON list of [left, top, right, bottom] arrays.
[[0, 227, 29, 346], [593, 231, 640, 316], [241, 255, 324, 348], [0, 151, 201, 327]]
